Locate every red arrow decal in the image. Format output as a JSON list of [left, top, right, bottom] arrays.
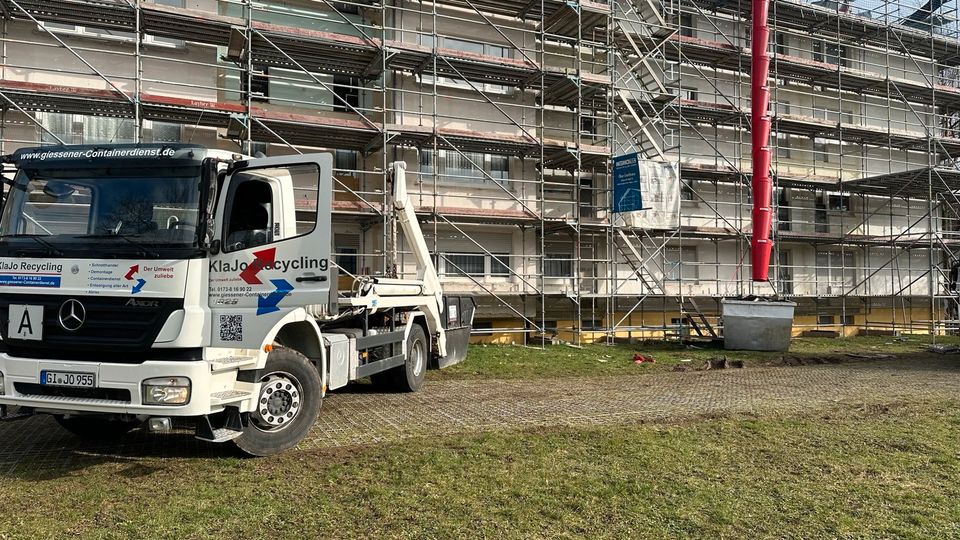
[[124, 264, 139, 281], [239, 247, 276, 285]]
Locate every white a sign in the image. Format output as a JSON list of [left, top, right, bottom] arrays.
[[8, 304, 43, 341]]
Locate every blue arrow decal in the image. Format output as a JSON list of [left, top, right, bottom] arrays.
[[257, 279, 294, 315], [131, 278, 147, 294]]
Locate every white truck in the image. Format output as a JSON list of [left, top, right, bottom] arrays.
[[0, 144, 473, 455]]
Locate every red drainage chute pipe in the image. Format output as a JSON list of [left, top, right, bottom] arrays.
[[751, 0, 773, 282]]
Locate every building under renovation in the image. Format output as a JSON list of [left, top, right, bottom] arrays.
[[0, 0, 958, 343]]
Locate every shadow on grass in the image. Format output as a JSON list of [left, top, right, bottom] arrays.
[[0, 414, 239, 480]]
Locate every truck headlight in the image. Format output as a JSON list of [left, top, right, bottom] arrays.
[[142, 377, 191, 406], [0, 372, 4, 395]]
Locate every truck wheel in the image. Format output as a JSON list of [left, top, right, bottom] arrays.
[[234, 347, 322, 457], [371, 324, 427, 393], [54, 415, 140, 440]]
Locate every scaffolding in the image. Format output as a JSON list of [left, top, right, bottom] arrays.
[[0, 0, 958, 343]]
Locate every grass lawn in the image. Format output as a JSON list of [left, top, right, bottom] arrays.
[[2, 399, 960, 538], [432, 335, 960, 380]]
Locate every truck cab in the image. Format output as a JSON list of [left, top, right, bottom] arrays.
[[0, 144, 472, 455]]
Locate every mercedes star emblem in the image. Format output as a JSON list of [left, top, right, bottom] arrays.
[[58, 299, 86, 332]]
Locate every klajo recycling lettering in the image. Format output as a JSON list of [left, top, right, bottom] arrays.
[[210, 256, 328, 274]]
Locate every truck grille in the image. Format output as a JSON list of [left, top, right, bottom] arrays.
[[0, 294, 183, 358]]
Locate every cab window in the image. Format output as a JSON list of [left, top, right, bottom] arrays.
[[223, 179, 273, 252]]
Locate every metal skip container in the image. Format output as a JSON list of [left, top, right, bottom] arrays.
[[721, 299, 797, 351]]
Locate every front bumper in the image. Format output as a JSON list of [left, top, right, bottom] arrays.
[[0, 353, 250, 417]]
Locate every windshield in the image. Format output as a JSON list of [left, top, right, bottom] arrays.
[[0, 165, 204, 258]]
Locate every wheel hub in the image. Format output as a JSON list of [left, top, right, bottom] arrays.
[[255, 374, 301, 429]]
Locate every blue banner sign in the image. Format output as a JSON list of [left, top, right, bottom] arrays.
[[0, 274, 61, 288], [613, 153, 643, 213]]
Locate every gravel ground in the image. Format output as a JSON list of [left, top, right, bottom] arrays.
[[1, 357, 958, 468]]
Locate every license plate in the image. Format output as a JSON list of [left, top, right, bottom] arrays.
[[40, 370, 95, 388]]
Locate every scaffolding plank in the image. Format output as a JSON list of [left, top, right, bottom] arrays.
[[662, 99, 960, 157], [642, 34, 960, 109], [141, 2, 238, 45], [0, 0, 134, 32], [686, 0, 960, 66], [538, 1, 610, 38], [843, 167, 960, 198]]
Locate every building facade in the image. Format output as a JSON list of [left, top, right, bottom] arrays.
[[0, 0, 958, 342]]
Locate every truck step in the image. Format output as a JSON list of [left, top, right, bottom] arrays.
[[208, 355, 258, 373], [195, 426, 243, 443], [211, 389, 253, 406]]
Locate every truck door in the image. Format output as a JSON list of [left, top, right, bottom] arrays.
[[208, 154, 333, 348]]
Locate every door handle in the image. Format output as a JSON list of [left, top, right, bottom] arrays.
[[296, 275, 328, 283]]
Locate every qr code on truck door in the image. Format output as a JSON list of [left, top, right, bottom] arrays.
[[219, 315, 243, 342]]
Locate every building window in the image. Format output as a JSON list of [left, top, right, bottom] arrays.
[[582, 320, 603, 330], [815, 202, 829, 233], [680, 13, 695, 38], [579, 178, 595, 218], [490, 253, 511, 276], [680, 179, 696, 201], [664, 246, 698, 281], [419, 149, 434, 178], [777, 189, 791, 231], [40, 113, 136, 145], [442, 252, 511, 278], [245, 67, 270, 103], [255, 67, 361, 111], [334, 234, 360, 274], [417, 34, 512, 94], [679, 86, 698, 101], [447, 253, 486, 276], [775, 32, 789, 55], [333, 75, 360, 112], [842, 315, 856, 326], [776, 133, 792, 159], [147, 121, 182, 143], [816, 251, 856, 294], [332, 2, 360, 14], [544, 253, 573, 278], [419, 149, 509, 185], [446, 151, 485, 181], [815, 139, 831, 163], [335, 150, 359, 177], [828, 194, 851, 211], [778, 250, 793, 295], [472, 321, 494, 336], [248, 141, 268, 157], [814, 40, 847, 67], [817, 315, 836, 325], [490, 155, 509, 181]]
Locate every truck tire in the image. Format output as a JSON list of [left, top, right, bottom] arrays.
[[371, 324, 427, 393], [54, 415, 140, 440], [234, 347, 322, 457]]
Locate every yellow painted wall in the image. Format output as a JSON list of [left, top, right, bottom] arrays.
[[467, 306, 946, 344]]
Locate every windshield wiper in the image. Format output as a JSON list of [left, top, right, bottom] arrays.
[[74, 234, 160, 258], [0, 233, 64, 256]]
